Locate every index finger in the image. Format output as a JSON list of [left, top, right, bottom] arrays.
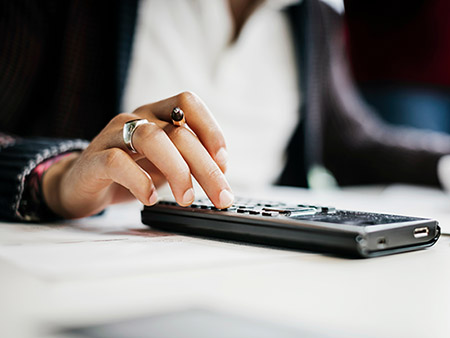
[[138, 91, 228, 172]]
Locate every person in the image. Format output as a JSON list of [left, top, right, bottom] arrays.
[[2, 0, 450, 222]]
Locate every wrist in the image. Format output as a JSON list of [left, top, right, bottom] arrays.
[[42, 153, 80, 218]]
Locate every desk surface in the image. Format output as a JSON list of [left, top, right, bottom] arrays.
[[1, 185, 449, 338]]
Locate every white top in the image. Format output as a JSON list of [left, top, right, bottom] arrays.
[[122, 0, 300, 191], [122, 0, 450, 192]]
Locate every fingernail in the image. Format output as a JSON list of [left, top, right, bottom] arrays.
[[149, 190, 158, 205], [215, 148, 228, 170], [182, 188, 195, 205], [219, 189, 234, 208]]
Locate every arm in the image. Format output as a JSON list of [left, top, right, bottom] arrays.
[[0, 133, 88, 221], [39, 92, 233, 220], [304, 0, 450, 187], [0, 3, 233, 222], [325, 27, 450, 186], [0, 92, 234, 222]]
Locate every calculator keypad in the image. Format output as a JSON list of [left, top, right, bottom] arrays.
[[158, 198, 335, 218]]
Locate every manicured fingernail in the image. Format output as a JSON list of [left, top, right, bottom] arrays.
[[219, 189, 234, 208], [215, 148, 228, 170], [149, 190, 158, 205], [182, 188, 195, 205]]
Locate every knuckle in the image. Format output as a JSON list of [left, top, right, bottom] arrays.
[[103, 148, 126, 169], [164, 124, 190, 139], [177, 91, 198, 107], [140, 169, 154, 186], [134, 122, 160, 141], [174, 164, 191, 182], [206, 165, 223, 182], [130, 103, 152, 115], [180, 164, 192, 179], [114, 112, 136, 124], [159, 159, 190, 184], [143, 179, 154, 192], [138, 176, 154, 194], [206, 125, 220, 139]]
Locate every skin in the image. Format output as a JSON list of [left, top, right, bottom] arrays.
[[42, 0, 261, 219], [228, 0, 263, 41], [43, 92, 233, 218]]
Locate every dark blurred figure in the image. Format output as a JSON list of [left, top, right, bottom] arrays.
[[345, 0, 450, 132]]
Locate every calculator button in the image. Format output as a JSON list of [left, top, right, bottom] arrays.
[[262, 211, 279, 217], [297, 204, 317, 208], [159, 201, 177, 206], [237, 209, 255, 214], [321, 206, 336, 213], [262, 208, 292, 214]]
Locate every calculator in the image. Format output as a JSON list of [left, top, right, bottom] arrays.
[[141, 197, 440, 258]]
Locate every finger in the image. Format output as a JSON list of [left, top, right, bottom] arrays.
[[99, 148, 158, 206], [131, 121, 195, 206], [143, 91, 229, 172], [136, 159, 166, 188], [164, 123, 234, 209]]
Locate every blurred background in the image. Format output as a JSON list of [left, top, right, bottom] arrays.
[[345, 0, 450, 133]]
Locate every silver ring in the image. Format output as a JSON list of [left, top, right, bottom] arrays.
[[123, 119, 149, 153]]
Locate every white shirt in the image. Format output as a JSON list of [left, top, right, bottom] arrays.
[[122, 0, 300, 191], [122, 0, 450, 192]]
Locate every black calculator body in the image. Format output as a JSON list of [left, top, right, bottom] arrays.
[[141, 198, 440, 258]]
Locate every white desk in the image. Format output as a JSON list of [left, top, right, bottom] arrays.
[[1, 186, 449, 338]]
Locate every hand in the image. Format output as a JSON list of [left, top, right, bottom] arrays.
[[42, 92, 233, 219]]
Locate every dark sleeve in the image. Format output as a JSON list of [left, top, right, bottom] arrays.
[[0, 133, 88, 221], [313, 2, 450, 187]]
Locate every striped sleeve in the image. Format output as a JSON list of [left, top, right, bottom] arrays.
[[0, 133, 88, 221]]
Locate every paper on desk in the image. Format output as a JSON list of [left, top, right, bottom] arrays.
[[1, 185, 448, 282], [0, 202, 306, 281]]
